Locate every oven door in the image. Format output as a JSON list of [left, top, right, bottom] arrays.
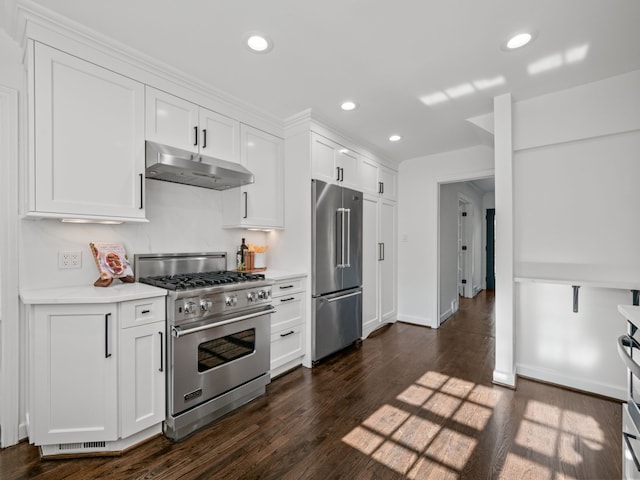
[[170, 306, 272, 416]]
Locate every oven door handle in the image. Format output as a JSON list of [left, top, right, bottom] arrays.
[[172, 307, 275, 338], [618, 334, 640, 379]]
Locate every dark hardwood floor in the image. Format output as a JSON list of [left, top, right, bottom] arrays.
[[0, 291, 622, 479]]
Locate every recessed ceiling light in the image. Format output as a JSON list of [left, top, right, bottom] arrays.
[[244, 32, 273, 53], [389, 134, 402, 142], [341, 101, 358, 111], [506, 32, 532, 50]]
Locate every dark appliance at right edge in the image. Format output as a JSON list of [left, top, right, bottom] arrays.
[[311, 179, 363, 363]]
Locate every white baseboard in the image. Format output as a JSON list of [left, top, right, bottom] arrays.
[[516, 363, 626, 401], [492, 369, 516, 388], [397, 313, 436, 329], [439, 309, 453, 324]]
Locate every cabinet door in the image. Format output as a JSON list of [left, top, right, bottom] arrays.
[[33, 43, 145, 220], [311, 133, 340, 184], [359, 157, 379, 195], [145, 86, 199, 153], [120, 322, 165, 438], [32, 304, 118, 444], [199, 107, 240, 164], [380, 199, 397, 323], [337, 148, 360, 190], [379, 166, 398, 201], [224, 125, 284, 228], [362, 195, 380, 336]]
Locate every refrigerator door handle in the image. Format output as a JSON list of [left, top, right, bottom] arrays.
[[337, 207, 347, 268], [344, 208, 351, 267], [325, 290, 362, 303]]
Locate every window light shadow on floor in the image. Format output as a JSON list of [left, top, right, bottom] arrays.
[[341, 370, 605, 479]]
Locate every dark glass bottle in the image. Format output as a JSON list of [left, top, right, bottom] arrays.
[[240, 238, 248, 269]]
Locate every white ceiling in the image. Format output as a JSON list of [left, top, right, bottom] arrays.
[[24, 0, 640, 163]]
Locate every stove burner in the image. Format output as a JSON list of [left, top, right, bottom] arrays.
[[140, 270, 266, 291]]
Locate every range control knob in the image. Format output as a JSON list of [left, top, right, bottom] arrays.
[[247, 291, 257, 302], [225, 295, 237, 307], [183, 301, 197, 314], [200, 300, 212, 312], [258, 289, 270, 300]]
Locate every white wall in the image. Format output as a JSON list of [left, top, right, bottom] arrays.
[[511, 69, 640, 399], [19, 180, 269, 290], [439, 181, 483, 323], [397, 145, 494, 328]]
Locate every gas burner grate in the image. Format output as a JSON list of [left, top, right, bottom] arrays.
[[140, 270, 266, 291]]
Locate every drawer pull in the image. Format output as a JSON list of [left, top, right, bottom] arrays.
[[141, 309, 151, 314], [279, 285, 294, 290], [280, 297, 295, 303], [280, 330, 295, 337]]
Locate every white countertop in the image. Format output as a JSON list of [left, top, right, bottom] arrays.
[[619, 304, 640, 324], [20, 282, 167, 305], [265, 270, 307, 281], [514, 262, 640, 290]]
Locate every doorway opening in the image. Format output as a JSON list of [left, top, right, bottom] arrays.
[[438, 176, 494, 326]]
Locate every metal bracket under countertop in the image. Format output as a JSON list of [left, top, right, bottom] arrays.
[[571, 287, 639, 313]]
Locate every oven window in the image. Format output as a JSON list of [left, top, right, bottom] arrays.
[[198, 328, 256, 372]]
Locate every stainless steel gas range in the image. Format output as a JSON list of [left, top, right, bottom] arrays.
[[135, 252, 274, 441]]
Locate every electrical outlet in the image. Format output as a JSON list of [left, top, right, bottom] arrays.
[[59, 251, 82, 269]]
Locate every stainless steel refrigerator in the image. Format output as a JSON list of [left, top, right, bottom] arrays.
[[311, 179, 363, 363]]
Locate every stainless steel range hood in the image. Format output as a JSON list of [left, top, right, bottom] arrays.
[[145, 141, 254, 190]]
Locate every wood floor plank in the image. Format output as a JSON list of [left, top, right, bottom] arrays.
[[0, 291, 622, 479]]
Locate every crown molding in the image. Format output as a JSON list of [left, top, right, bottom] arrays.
[[15, 0, 283, 134]]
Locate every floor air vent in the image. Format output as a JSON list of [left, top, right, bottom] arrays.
[[58, 441, 106, 451]]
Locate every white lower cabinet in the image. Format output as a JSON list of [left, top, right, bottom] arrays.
[[269, 276, 306, 377], [25, 291, 166, 456], [119, 320, 165, 438], [30, 304, 119, 445]]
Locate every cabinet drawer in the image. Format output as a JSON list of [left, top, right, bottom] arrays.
[[272, 277, 304, 297], [271, 292, 303, 333], [270, 324, 304, 370], [120, 297, 165, 329]]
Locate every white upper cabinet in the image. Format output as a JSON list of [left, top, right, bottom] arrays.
[[359, 156, 379, 195], [311, 133, 360, 190], [223, 124, 284, 229], [378, 165, 397, 201], [29, 42, 146, 221], [145, 86, 240, 164]]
